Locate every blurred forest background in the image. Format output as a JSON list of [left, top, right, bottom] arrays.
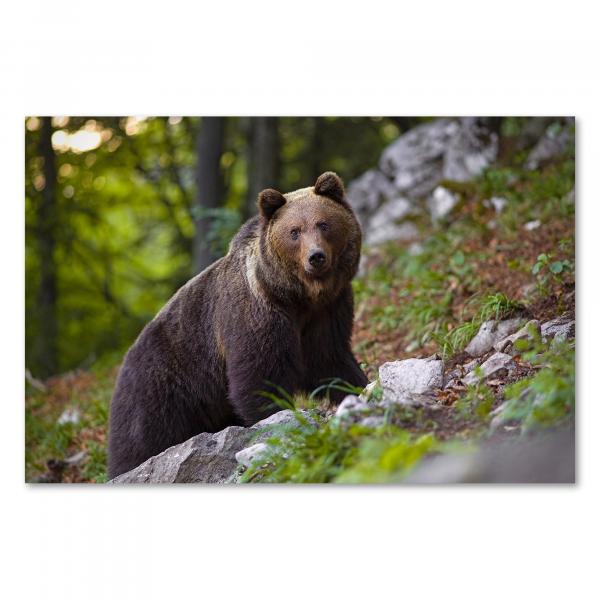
[[25, 116, 415, 379]]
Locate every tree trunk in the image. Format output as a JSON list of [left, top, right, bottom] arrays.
[[245, 117, 279, 218], [36, 117, 58, 376], [193, 117, 225, 273]]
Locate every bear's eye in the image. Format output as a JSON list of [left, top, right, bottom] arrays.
[[317, 222, 329, 232], [290, 228, 301, 241]]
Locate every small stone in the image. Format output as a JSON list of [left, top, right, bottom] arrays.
[[463, 359, 480, 373], [235, 443, 269, 468], [463, 352, 516, 386], [494, 320, 541, 353], [524, 219, 541, 231], [334, 395, 369, 418], [428, 186, 459, 222], [57, 408, 80, 426]]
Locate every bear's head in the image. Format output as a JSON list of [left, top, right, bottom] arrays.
[[257, 172, 362, 303]]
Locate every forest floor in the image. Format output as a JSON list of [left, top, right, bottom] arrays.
[[25, 156, 575, 483]]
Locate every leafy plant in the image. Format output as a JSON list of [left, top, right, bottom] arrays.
[[532, 253, 574, 296], [498, 339, 574, 433]]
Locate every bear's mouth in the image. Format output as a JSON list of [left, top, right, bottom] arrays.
[[303, 264, 331, 279]]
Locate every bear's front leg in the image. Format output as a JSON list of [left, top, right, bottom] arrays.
[[224, 313, 304, 426]]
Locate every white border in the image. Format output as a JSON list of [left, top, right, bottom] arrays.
[[2, 2, 599, 599]]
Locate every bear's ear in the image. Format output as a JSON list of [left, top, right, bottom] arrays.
[[258, 188, 286, 220], [314, 171, 345, 203]]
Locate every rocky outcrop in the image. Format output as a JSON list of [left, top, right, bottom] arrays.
[[108, 410, 310, 484], [347, 117, 500, 246]]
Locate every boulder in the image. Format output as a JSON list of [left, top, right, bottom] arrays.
[[379, 357, 444, 404], [108, 410, 309, 484], [379, 118, 459, 199], [463, 352, 515, 386]]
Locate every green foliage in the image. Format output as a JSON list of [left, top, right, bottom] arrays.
[[499, 340, 575, 433], [455, 382, 495, 421], [190, 206, 243, 256], [241, 415, 440, 484], [532, 253, 574, 296]]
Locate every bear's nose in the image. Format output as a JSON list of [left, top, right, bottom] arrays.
[[308, 250, 326, 267]]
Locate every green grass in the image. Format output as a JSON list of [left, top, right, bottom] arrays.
[[240, 412, 442, 484]]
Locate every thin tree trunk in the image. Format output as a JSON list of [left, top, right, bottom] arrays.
[[245, 117, 279, 218], [193, 117, 225, 273], [36, 117, 58, 376]]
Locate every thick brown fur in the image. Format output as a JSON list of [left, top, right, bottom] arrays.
[[108, 172, 368, 478]]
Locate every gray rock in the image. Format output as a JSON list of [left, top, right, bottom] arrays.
[[442, 117, 498, 182], [463, 352, 515, 386], [428, 186, 459, 222], [109, 409, 309, 484], [346, 117, 500, 247], [364, 199, 419, 246], [359, 415, 386, 428], [494, 320, 541, 353], [465, 319, 523, 357], [541, 314, 575, 343], [334, 395, 369, 418], [235, 443, 269, 468], [379, 119, 460, 199], [525, 121, 574, 170], [379, 357, 444, 404], [404, 427, 574, 483], [377, 118, 498, 202], [346, 169, 399, 230]]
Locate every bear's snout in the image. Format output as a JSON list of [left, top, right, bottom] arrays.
[[308, 249, 326, 268]]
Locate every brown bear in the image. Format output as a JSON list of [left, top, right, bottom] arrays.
[[107, 171, 368, 478]]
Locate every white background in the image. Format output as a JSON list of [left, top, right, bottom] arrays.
[[1, 1, 598, 598]]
